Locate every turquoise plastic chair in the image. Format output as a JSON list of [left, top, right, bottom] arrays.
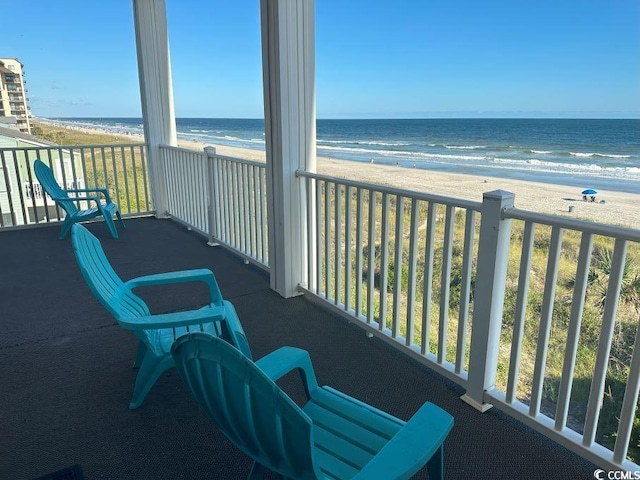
[[71, 223, 251, 409], [34, 159, 124, 239], [171, 333, 454, 480]]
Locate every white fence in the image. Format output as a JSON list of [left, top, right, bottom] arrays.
[[297, 170, 640, 472], [159, 145, 268, 268], [0, 144, 151, 228], [481, 206, 640, 471], [297, 171, 481, 385]]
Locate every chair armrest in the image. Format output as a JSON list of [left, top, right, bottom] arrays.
[[256, 346, 319, 398], [125, 269, 223, 306], [353, 402, 454, 480], [66, 188, 107, 194], [52, 195, 100, 203], [66, 188, 113, 202], [117, 304, 226, 330]]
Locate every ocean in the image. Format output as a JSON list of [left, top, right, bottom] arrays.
[[45, 117, 640, 194]]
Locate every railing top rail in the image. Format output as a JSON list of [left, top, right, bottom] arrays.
[[297, 169, 483, 210], [209, 153, 265, 168], [0, 143, 147, 152], [506, 207, 640, 242], [160, 144, 205, 156], [159, 144, 266, 168]]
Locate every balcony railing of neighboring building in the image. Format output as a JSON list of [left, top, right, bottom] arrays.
[[24, 179, 86, 200], [1, 142, 640, 472], [0, 143, 151, 228]]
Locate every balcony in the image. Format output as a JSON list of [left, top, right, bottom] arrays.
[[2, 1, 638, 476], [2, 142, 640, 479], [1, 216, 599, 479]]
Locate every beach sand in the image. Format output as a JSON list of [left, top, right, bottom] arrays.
[[184, 140, 640, 230], [45, 121, 640, 229]]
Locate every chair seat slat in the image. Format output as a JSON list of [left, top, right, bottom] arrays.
[[305, 402, 394, 458], [312, 424, 374, 469], [312, 447, 360, 480], [306, 386, 404, 440]]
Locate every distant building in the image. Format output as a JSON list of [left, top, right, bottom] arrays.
[[0, 58, 31, 135], [0, 126, 84, 227]]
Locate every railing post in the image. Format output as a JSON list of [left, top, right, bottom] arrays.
[[204, 146, 219, 247], [461, 190, 515, 412]]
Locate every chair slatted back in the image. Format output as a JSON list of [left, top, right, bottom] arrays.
[[72, 223, 149, 322], [172, 333, 318, 480], [34, 160, 79, 216]]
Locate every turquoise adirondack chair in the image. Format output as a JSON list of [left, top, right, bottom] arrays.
[[34, 159, 124, 239], [171, 333, 454, 480], [71, 223, 252, 409]]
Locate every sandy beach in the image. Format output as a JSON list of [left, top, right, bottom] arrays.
[[45, 121, 640, 229]]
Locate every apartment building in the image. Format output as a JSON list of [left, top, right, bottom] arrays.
[[0, 58, 31, 134]]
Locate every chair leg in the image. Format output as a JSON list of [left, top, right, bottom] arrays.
[[247, 462, 266, 480], [116, 210, 125, 228], [59, 217, 74, 239], [133, 341, 147, 369], [426, 446, 444, 480], [102, 210, 119, 239], [129, 353, 173, 409]]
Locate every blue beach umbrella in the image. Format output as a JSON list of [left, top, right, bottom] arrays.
[[582, 189, 598, 195]]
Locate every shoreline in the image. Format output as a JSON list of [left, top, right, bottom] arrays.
[[35, 120, 640, 229]]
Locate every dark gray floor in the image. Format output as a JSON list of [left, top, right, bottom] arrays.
[[0, 218, 598, 479]]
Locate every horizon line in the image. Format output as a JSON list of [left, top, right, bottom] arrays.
[[37, 115, 640, 121]]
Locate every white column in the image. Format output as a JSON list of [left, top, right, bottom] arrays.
[[132, 0, 177, 218], [260, 0, 316, 298], [461, 190, 514, 411]]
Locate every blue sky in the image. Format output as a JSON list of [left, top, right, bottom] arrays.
[[2, 0, 639, 118]]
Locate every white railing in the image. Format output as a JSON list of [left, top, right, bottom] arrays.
[[159, 145, 268, 268], [206, 150, 268, 267], [475, 204, 640, 472], [4, 140, 639, 470], [161, 146, 210, 235], [297, 170, 481, 386], [0, 144, 151, 228], [297, 171, 640, 472]]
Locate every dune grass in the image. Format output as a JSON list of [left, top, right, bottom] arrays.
[[31, 121, 151, 214]]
